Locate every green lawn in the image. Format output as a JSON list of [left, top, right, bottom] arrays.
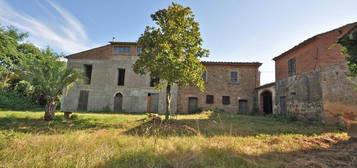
[[0, 110, 354, 168]]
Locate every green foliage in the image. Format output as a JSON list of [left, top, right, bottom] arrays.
[[133, 3, 209, 89], [338, 36, 357, 77], [14, 80, 34, 97], [0, 26, 28, 88], [133, 3, 209, 119], [0, 89, 35, 110], [19, 48, 84, 106]]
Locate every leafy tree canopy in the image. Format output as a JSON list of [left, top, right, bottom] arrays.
[[0, 26, 28, 79], [133, 3, 209, 119], [133, 3, 209, 90], [20, 48, 84, 120]]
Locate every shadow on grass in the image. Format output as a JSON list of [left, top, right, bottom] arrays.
[[0, 108, 44, 112], [0, 115, 124, 135], [125, 112, 345, 137], [97, 137, 357, 168]]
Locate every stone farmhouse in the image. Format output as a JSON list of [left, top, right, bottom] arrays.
[[60, 42, 261, 114], [178, 61, 261, 114], [273, 22, 357, 124], [61, 22, 357, 124]]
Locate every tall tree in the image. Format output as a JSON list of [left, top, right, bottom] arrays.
[[20, 48, 84, 121], [0, 26, 27, 89], [133, 3, 209, 120]]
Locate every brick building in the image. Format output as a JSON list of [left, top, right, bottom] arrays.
[[61, 42, 261, 114], [273, 22, 357, 124]]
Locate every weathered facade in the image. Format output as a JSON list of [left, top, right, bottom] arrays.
[[177, 62, 261, 114], [273, 22, 357, 124], [61, 42, 178, 113], [61, 42, 262, 114]]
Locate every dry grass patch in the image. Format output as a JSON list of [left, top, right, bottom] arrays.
[[0, 110, 353, 168]]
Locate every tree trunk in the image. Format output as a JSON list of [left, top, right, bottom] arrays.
[[165, 84, 172, 120], [44, 101, 57, 121]]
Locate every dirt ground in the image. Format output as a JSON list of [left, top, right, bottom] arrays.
[[285, 138, 357, 168]]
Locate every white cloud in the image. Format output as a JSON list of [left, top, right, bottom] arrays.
[[0, 0, 91, 53]]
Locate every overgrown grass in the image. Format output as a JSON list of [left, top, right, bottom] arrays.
[[0, 110, 352, 168]]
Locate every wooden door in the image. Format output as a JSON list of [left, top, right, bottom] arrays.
[[148, 93, 159, 112], [239, 100, 248, 114], [188, 97, 198, 114], [114, 93, 123, 113], [280, 96, 287, 114], [78, 90, 89, 111]]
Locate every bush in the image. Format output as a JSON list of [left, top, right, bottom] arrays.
[[192, 107, 204, 114], [0, 89, 36, 110]]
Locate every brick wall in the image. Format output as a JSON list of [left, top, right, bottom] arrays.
[[275, 24, 354, 81], [274, 23, 357, 124]]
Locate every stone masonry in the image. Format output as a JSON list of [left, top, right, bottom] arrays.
[[274, 22, 357, 124], [61, 42, 261, 114], [177, 62, 261, 114], [61, 42, 178, 113]]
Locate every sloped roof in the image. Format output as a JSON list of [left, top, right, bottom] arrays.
[[201, 61, 262, 66], [273, 22, 357, 61], [338, 24, 357, 42], [255, 82, 275, 90]]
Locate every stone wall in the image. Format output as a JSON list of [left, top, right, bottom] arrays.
[[177, 64, 260, 114], [275, 70, 324, 121], [275, 64, 357, 124], [61, 56, 178, 114], [320, 64, 357, 123]]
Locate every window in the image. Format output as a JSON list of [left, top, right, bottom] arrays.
[[206, 95, 214, 104], [117, 68, 125, 86], [288, 58, 296, 75], [137, 47, 142, 55], [352, 32, 357, 40], [222, 96, 230, 105], [202, 70, 207, 82], [84, 64, 92, 84], [150, 77, 160, 87], [230, 71, 238, 83], [113, 46, 131, 54]]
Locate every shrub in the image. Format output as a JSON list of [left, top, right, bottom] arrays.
[[192, 107, 204, 114], [0, 89, 36, 110]]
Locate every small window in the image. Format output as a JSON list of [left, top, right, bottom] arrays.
[[352, 32, 357, 40], [202, 70, 207, 82], [230, 71, 238, 83], [288, 58, 296, 75], [222, 96, 230, 105], [117, 68, 125, 86], [84, 64, 92, 84], [206, 95, 214, 104], [113, 46, 131, 54], [137, 47, 142, 55], [150, 77, 160, 87]]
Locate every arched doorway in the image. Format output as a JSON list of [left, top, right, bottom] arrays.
[[261, 91, 273, 114], [114, 93, 123, 113]]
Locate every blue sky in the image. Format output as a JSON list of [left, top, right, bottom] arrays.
[[1, 0, 357, 84]]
